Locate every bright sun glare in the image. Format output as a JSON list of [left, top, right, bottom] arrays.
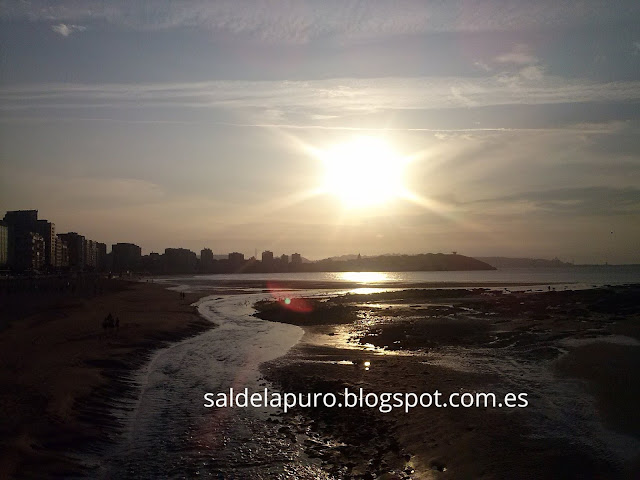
[[321, 136, 407, 208]]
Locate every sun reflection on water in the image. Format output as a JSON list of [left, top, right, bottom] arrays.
[[339, 271, 390, 283]]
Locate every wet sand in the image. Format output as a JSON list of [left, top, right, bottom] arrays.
[[0, 280, 212, 479], [2, 279, 639, 479], [257, 285, 640, 479]]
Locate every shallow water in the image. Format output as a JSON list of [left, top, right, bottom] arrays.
[[88, 281, 639, 478], [91, 291, 333, 479], [423, 345, 640, 467]]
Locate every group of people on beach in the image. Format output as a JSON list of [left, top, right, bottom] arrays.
[[102, 312, 119, 330]]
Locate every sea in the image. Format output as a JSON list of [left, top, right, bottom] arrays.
[[89, 266, 640, 478], [159, 265, 640, 291]]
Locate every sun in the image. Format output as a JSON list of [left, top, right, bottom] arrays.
[[320, 136, 407, 208]]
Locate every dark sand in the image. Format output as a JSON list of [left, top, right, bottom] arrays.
[[0, 280, 212, 479], [257, 285, 640, 479], [2, 280, 639, 479]]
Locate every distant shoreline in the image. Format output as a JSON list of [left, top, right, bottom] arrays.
[[2, 262, 639, 283], [153, 278, 575, 290]]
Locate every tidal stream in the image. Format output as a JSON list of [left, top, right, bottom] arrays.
[[93, 290, 330, 479]]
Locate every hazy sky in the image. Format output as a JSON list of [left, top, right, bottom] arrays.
[[1, 0, 639, 263]]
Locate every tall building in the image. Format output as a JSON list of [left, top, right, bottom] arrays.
[[8, 231, 45, 271], [280, 254, 289, 265], [141, 252, 162, 274], [201, 248, 214, 272], [55, 236, 69, 268], [22, 232, 46, 271], [84, 239, 98, 270], [261, 250, 274, 264], [0, 221, 8, 267], [32, 233, 45, 270], [165, 248, 197, 273], [228, 252, 244, 262], [3, 210, 38, 233], [291, 253, 302, 265], [261, 250, 274, 272], [36, 220, 56, 269], [96, 242, 107, 271], [112, 243, 142, 272], [228, 252, 245, 271], [3, 210, 42, 271], [58, 232, 85, 270]]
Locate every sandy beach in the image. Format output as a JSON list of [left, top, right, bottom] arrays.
[[256, 285, 640, 479], [0, 279, 212, 479], [1, 279, 639, 479]]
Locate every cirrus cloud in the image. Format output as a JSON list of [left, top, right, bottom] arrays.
[[1, 0, 637, 44]]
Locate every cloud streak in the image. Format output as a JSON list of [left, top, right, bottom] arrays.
[[473, 187, 640, 216], [2, 1, 639, 43], [1, 76, 639, 116]]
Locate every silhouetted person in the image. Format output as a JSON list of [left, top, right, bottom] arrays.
[[103, 312, 115, 330]]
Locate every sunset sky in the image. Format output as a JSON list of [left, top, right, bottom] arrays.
[[1, 1, 639, 263]]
